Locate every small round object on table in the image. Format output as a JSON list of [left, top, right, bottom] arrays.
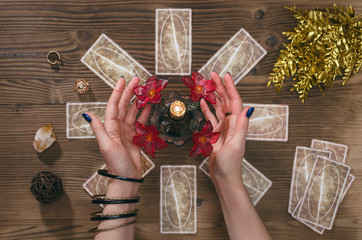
[[74, 79, 90, 95], [169, 100, 187, 120], [30, 171, 63, 203], [47, 51, 61, 65]]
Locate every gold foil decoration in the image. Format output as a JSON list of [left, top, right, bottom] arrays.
[[74, 79, 90, 94], [268, 5, 362, 103]]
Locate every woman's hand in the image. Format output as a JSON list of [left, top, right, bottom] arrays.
[[84, 76, 151, 180], [199, 72, 253, 183]]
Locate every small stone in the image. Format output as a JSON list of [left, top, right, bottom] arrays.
[[33, 124, 56, 153]]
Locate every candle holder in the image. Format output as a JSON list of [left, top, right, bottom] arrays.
[[151, 92, 205, 146]]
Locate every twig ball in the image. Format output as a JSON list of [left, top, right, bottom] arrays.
[[30, 171, 63, 203]]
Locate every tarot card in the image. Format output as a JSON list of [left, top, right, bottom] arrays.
[[288, 147, 332, 214], [83, 151, 155, 196], [160, 165, 196, 234], [291, 201, 325, 235], [198, 28, 266, 84], [66, 102, 106, 139], [342, 173, 355, 198], [311, 139, 354, 200], [199, 158, 272, 206], [297, 156, 351, 230], [311, 139, 348, 163], [241, 159, 273, 205], [156, 9, 192, 75], [198, 157, 211, 177], [81, 33, 152, 88], [244, 104, 289, 142], [299, 173, 354, 234]]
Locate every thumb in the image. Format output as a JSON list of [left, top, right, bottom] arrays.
[[233, 107, 254, 143], [82, 112, 113, 149]]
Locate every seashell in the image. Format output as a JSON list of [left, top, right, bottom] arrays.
[[33, 124, 57, 153]]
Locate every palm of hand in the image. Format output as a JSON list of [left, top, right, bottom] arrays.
[[103, 119, 142, 179], [87, 76, 151, 180], [199, 72, 250, 182], [209, 115, 245, 180]]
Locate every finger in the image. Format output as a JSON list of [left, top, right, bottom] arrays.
[[211, 71, 230, 113], [232, 107, 251, 144], [137, 104, 151, 125], [200, 98, 218, 127], [124, 100, 138, 125], [213, 96, 225, 122], [105, 77, 125, 121], [224, 73, 242, 115], [84, 112, 113, 150], [119, 76, 140, 119]]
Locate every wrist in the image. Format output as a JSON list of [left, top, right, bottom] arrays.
[[106, 179, 140, 198], [212, 175, 247, 195]]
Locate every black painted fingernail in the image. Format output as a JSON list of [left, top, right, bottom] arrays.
[[227, 72, 231, 76], [82, 113, 92, 123], [134, 74, 138, 77], [246, 107, 254, 118], [120, 75, 124, 78]]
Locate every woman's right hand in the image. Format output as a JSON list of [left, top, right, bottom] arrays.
[[199, 72, 254, 184]]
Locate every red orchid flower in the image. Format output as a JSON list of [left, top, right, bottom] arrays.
[[134, 76, 168, 109], [190, 120, 221, 157], [132, 121, 167, 157], [182, 72, 216, 104]]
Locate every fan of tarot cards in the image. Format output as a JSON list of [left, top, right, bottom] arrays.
[[67, 8, 353, 235]]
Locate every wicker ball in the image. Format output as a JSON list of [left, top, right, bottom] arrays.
[[30, 171, 63, 203]]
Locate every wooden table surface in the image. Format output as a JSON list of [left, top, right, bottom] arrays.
[[1, 0, 361, 239]]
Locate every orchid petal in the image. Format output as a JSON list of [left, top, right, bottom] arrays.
[[149, 92, 161, 104], [182, 77, 195, 89], [190, 90, 202, 102], [154, 136, 167, 150], [146, 75, 158, 84], [204, 91, 216, 104], [132, 135, 147, 148], [192, 132, 201, 145], [202, 120, 214, 135], [192, 72, 204, 85], [201, 142, 213, 157], [144, 81, 156, 91], [136, 97, 148, 109], [144, 141, 155, 157], [189, 143, 202, 157], [135, 121, 148, 136], [134, 85, 147, 96], [204, 79, 216, 92], [146, 125, 159, 137], [206, 132, 221, 144], [155, 79, 168, 91]]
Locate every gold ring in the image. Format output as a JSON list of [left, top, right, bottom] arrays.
[[47, 51, 61, 65]]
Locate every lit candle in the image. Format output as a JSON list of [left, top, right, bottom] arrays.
[[169, 100, 187, 120]]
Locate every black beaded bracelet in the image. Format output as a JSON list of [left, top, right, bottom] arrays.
[[91, 212, 138, 221], [98, 170, 144, 183], [89, 220, 137, 233], [91, 196, 140, 204]]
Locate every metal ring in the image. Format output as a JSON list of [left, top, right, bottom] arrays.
[[47, 51, 61, 65]]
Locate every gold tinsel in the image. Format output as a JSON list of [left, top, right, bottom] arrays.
[[268, 5, 362, 102]]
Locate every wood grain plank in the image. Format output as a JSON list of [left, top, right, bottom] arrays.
[[1, 0, 362, 239]]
